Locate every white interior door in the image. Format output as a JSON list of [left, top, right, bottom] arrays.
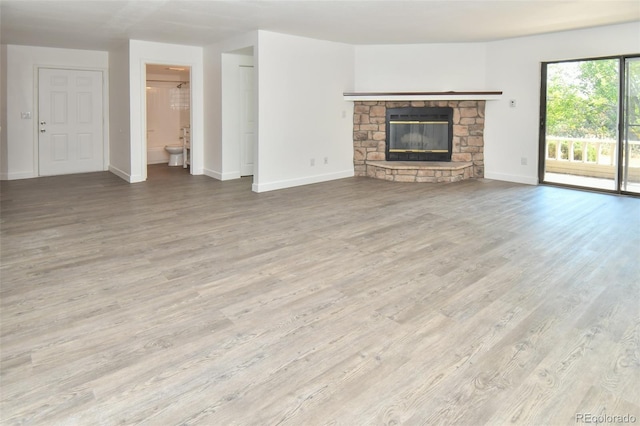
[[38, 68, 104, 176], [239, 65, 255, 177]]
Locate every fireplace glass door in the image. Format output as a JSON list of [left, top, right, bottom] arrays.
[[389, 121, 449, 153], [386, 107, 453, 161]]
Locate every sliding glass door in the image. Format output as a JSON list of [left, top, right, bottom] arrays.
[[622, 56, 640, 194], [540, 55, 639, 194]]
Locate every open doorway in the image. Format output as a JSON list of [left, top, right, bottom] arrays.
[[222, 47, 256, 182], [239, 63, 255, 177], [145, 64, 191, 177]]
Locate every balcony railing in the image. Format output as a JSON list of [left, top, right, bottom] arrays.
[[545, 136, 640, 180]]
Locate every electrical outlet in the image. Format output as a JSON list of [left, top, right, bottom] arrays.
[[324, 157, 328, 165], [310, 158, 315, 167], [521, 157, 528, 165]]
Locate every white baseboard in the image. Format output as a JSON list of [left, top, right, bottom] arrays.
[[203, 168, 241, 181], [109, 165, 133, 182], [203, 168, 222, 180], [223, 171, 242, 180], [0, 171, 37, 180], [484, 171, 538, 185], [252, 169, 354, 193]]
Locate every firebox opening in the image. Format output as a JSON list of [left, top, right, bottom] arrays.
[[386, 107, 453, 161]]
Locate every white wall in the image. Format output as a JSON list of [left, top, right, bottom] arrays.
[[203, 44, 223, 179], [203, 32, 258, 180], [484, 22, 640, 184], [1, 45, 7, 176], [355, 43, 488, 92], [255, 31, 354, 192], [352, 22, 639, 185], [108, 42, 130, 179], [4, 23, 634, 189], [128, 40, 203, 182], [1, 45, 108, 180]]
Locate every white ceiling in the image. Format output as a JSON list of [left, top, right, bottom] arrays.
[[1, 0, 639, 51]]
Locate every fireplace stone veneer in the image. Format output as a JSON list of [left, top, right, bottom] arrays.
[[353, 100, 485, 183]]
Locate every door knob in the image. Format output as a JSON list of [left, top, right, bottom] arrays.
[[40, 121, 46, 125], [40, 129, 46, 133]]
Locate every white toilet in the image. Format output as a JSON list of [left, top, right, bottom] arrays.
[[165, 145, 184, 166]]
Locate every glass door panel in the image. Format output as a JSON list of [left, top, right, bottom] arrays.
[[622, 57, 640, 194], [542, 59, 620, 191]]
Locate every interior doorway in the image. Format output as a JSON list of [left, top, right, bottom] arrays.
[[539, 55, 640, 195], [239, 64, 255, 176], [145, 64, 192, 176], [222, 46, 256, 182]]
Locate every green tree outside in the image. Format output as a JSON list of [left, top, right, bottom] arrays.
[[546, 59, 619, 140]]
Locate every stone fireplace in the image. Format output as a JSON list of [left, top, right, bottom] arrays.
[[353, 100, 486, 183]]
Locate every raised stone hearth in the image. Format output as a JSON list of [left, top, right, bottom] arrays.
[[353, 100, 485, 182], [366, 161, 474, 183]]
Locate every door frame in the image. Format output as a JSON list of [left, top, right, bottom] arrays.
[[221, 47, 257, 185], [140, 59, 199, 181], [143, 62, 192, 174], [35, 65, 109, 175], [538, 54, 640, 195], [620, 55, 640, 193]]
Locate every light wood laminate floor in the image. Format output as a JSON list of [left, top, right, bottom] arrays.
[[1, 165, 639, 425]]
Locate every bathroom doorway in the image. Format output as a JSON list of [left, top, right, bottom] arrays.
[[145, 64, 191, 176]]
